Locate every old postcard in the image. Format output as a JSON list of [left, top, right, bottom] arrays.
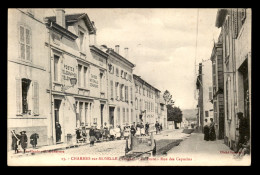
[[7, 8, 251, 166]]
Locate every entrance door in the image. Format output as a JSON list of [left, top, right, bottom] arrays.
[[109, 107, 114, 127], [54, 99, 62, 143], [101, 104, 104, 126]]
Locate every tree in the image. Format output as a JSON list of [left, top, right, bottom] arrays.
[[163, 90, 175, 105], [167, 105, 183, 129]]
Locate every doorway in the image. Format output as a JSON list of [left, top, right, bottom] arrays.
[[109, 107, 114, 127], [54, 99, 62, 143]]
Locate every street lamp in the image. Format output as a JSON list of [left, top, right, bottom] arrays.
[[62, 78, 77, 92]]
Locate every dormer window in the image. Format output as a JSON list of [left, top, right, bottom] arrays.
[[79, 30, 84, 52]]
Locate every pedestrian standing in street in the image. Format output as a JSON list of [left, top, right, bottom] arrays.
[[145, 122, 149, 136], [20, 131, 28, 153], [76, 128, 82, 143], [103, 123, 109, 141], [209, 118, 216, 141], [237, 112, 249, 152], [130, 125, 136, 136], [155, 121, 160, 134], [11, 130, 20, 154], [136, 122, 141, 136], [55, 122, 62, 143], [140, 122, 145, 136], [30, 133, 39, 148], [203, 119, 209, 141], [89, 126, 95, 147], [109, 126, 115, 141]]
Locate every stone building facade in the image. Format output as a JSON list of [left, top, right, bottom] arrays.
[[210, 33, 225, 140], [106, 46, 135, 127], [215, 8, 251, 150]]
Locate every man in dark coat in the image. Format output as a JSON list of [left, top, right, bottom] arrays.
[[89, 126, 95, 146], [237, 112, 250, 151], [30, 133, 39, 148], [20, 131, 28, 153], [11, 130, 20, 154], [130, 125, 136, 136], [203, 119, 209, 141], [155, 121, 160, 134], [145, 122, 149, 136], [55, 122, 62, 143], [209, 118, 216, 141]]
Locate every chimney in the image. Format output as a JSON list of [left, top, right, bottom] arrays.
[[115, 45, 120, 54], [124, 47, 129, 58], [56, 9, 66, 28]]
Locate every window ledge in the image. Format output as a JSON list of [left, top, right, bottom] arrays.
[[53, 81, 63, 86], [78, 87, 90, 91]]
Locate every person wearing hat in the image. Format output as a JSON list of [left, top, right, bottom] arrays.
[[11, 130, 20, 154], [237, 112, 250, 152], [20, 131, 28, 153], [89, 126, 95, 146]]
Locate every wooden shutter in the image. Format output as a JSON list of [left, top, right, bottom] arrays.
[[33, 81, 39, 115], [20, 26, 25, 59], [232, 9, 238, 39], [16, 78, 22, 114], [25, 28, 31, 61], [110, 80, 113, 99]]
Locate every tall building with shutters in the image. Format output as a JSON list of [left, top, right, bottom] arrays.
[[8, 9, 50, 150], [215, 8, 251, 150], [106, 45, 135, 127], [133, 74, 161, 130], [8, 9, 109, 148]]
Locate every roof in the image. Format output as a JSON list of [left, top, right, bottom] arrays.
[[133, 74, 160, 92], [107, 48, 135, 68], [45, 13, 96, 34]]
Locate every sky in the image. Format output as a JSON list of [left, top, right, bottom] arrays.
[[44, 8, 221, 110]]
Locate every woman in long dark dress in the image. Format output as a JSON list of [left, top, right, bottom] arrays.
[[209, 118, 216, 141], [203, 119, 209, 141], [20, 131, 28, 153]]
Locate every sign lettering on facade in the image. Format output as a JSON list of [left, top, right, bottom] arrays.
[[90, 74, 99, 88]]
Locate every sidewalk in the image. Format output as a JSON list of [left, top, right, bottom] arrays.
[[8, 141, 89, 158], [166, 132, 251, 166]]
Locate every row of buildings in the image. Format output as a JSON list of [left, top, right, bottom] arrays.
[[8, 9, 167, 150], [196, 8, 251, 151]]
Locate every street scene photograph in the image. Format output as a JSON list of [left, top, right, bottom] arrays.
[[7, 8, 251, 166]]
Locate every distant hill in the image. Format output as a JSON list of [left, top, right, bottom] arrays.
[[182, 109, 197, 121]]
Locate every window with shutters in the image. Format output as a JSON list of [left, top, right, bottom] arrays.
[[135, 98, 138, 110], [131, 109, 133, 123], [130, 87, 133, 101], [54, 55, 60, 82], [116, 68, 119, 76], [78, 65, 82, 87], [18, 78, 38, 116], [224, 16, 230, 59], [127, 108, 129, 123], [33, 81, 39, 115], [125, 86, 128, 102], [79, 30, 85, 52], [115, 82, 119, 100], [123, 108, 125, 124], [19, 25, 31, 61], [117, 107, 121, 125], [84, 67, 88, 88], [110, 80, 114, 100]]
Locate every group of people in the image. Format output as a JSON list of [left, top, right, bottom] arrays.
[[87, 123, 132, 147], [11, 130, 40, 154], [203, 118, 216, 141]]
